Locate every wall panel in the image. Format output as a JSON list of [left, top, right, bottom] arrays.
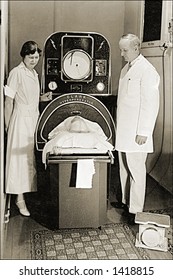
[[9, 0, 55, 77]]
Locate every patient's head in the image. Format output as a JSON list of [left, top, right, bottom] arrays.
[[68, 116, 90, 133]]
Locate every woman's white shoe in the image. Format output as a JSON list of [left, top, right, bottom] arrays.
[[16, 200, 30, 216]]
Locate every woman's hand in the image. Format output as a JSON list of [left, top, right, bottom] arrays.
[[4, 96, 14, 133], [40, 92, 52, 102]]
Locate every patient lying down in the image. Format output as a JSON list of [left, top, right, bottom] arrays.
[[42, 116, 114, 164]]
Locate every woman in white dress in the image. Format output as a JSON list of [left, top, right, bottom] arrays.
[[4, 41, 52, 216]]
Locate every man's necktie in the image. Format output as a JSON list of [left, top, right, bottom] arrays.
[[127, 62, 132, 71]]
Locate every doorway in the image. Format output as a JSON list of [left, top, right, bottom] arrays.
[[0, 0, 8, 259]]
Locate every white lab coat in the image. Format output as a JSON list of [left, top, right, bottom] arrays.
[[5, 62, 40, 194], [115, 54, 160, 153]]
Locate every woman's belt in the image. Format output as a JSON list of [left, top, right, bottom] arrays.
[[14, 102, 39, 116]]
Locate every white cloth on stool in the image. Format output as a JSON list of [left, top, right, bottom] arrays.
[[76, 159, 95, 188]]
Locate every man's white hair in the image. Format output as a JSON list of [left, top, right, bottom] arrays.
[[120, 34, 141, 48]]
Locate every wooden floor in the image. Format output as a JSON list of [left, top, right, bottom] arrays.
[[2, 164, 173, 260]]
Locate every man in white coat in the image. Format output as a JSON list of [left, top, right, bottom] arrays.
[[114, 34, 160, 225]]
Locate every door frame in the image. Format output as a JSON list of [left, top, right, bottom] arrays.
[[0, 0, 8, 259]]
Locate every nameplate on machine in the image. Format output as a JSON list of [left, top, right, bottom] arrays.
[[59, 94, 94, 105]]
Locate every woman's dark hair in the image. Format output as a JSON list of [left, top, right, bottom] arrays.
[[20, 41, 42, 58]]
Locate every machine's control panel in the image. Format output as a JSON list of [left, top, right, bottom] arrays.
[[43, 32, 111, 95]]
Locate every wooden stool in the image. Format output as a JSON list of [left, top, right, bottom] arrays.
[[135, 212, 170, 252]]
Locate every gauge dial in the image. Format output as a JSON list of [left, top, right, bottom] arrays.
[[48, 81, 57, 90], [62, 49, 91, 80], [96, 82, 105, 92]]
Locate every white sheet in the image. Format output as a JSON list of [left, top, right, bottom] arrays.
[[42, 116, 114, 164], [48, 116, 107, 139], [76, 159, 95, 188]]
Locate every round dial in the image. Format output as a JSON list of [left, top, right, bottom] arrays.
[[96, 82, 105, 92], [62, 50, 91, 80], [48, 81, 57, 90]]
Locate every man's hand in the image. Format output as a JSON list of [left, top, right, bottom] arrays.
[[135, 135, 147, 145]]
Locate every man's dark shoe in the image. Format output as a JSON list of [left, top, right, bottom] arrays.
[[127, 213, 136, 225], [111, 201, 128, 211], [122, 208, 129, 217]]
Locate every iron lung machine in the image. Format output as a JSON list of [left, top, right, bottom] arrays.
[[36, 32, 115, 229]]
